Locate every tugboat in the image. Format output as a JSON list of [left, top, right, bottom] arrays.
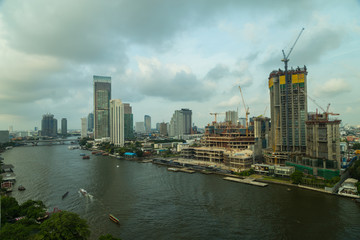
[[109, 214, 120, 224], [18, 185, 26, 191]]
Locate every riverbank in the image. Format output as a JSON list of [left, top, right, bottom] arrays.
[[115, 155, 360, 200]]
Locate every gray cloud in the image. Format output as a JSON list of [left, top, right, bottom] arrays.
[[205, 64, 230, 81]]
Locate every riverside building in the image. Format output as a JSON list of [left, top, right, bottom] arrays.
[[93, 75, 111, 140], [110, 99, 124, 147]]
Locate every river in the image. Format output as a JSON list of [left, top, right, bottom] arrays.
[[2, 144, 360, 240]]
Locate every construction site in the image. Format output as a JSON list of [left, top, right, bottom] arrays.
[[180, 28, 343, 179], [181, 86, 271, 171]]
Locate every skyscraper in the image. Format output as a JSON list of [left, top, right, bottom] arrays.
[[81, 117, 87, 138], [268, 66, 307, 153], [225, 111, 238, 125], [93, 75, 111, 139], [144, 115, 151, 133], [87, 113, 94, 132], [123, 103, 134, 140], [41, 114, 57, 137], [135, 122, 145, 133], [110, 99, 124, 147], [169, 108, 192, 137], [61, 118, 67, 135]]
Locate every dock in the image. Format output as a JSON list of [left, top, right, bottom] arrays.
[[167, 167, 195, 174], [223, 177, 268, 187]]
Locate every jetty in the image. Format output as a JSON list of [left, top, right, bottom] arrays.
[[223, 177, 268, 187]]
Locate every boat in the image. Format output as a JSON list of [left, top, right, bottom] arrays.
[[80, 153, 86, 156], [82, 155, 90, 159], [91, 151, 98, 154], [62, 191, 69, 199], [102, 153, 109, 156], [168, 167, 178, 172], [79, 188, 88, 196], [18, 185, 26, 191], [109, 214, 120, 224]]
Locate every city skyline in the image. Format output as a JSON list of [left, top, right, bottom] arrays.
[[1, 1, 360, 130]]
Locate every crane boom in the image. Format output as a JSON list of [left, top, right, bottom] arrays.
[[238, 85, 249, 132], [282, 28, 305, 61]]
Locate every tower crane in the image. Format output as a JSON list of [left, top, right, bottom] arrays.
[[210, 112, 225, 123], [300, 89, 339, 119], [282, 28, 305, 152], [238, 85, 249, 134]]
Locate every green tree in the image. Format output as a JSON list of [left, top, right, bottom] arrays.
[[290, 170, 304, 184], [1, 196, 20, 225], [99, 234, 122, 240], [352, 143, 360, 150], [0, 220, 39, 240], [37, 211, 90, 240], [19, 200, 46, 220]]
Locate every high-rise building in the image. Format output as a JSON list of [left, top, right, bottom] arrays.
[[169, 108, 192, 138], [0, 130, 9, 143], [225, 111, 238, 125], [305, 113, 341, 166], [81, 117, 87, 138], [110, 99, 124, 147], [144, 115, 151, 133], [159, 122, 168, 136], [41, 114, 57, 137], [123, 103, 134, 140], [87, 113, 94, 132], [93, 75, 111, 139], [61, 118, 67, 135], [135, 122, 145, 133], [268, 67, 308, 153]]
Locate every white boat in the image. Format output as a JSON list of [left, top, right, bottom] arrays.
[[79, 188, 88, 196]]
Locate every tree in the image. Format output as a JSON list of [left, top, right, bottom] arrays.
[[352, 143, 360, 150], [99, 234, 122, 240], [290, 170, 304, 184], [37, 211, 90, 240], [1, 196, 20, 225], [0, 220, 39, 240], [19, 200, 46, 220]]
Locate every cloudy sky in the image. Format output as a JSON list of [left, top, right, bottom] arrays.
[[1, 0, 359, 131]]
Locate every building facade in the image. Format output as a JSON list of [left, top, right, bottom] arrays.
[[81, 117, 87, 138], [169, 108, 192, 138], [41, 114, 57, 137], [93, 75, 111, 139], [87, 113, 94, 132], [144, 115, 151, 133], [135, 122, 145, 133], [110, 99, 124, 147], [159, 122, 168, 136], [0, 130, 9, 143], [225, 111, 238, 125], [268, 67, 308, 153], [61, 118, 67, 135], [123, 103, 134, 140]]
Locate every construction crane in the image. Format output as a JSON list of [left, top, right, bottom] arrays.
[[282, 28, 305, 152], [210, 112, 225, 123], [282, 28, 305, 69], [238, 85, 250, 133], [300, 89, 339, 119]]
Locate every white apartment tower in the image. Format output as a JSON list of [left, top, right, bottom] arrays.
[[110, 99, 124, 147]]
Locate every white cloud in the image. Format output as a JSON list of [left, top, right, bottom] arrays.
[[314, 78, 351, 97]]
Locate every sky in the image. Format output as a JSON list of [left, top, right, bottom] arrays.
[[0, 0, 360, 131]]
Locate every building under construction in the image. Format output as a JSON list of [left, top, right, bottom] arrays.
[[285, 112, 341, 179], [181, 119, 270, 171], [264, 66, 308, 165]]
